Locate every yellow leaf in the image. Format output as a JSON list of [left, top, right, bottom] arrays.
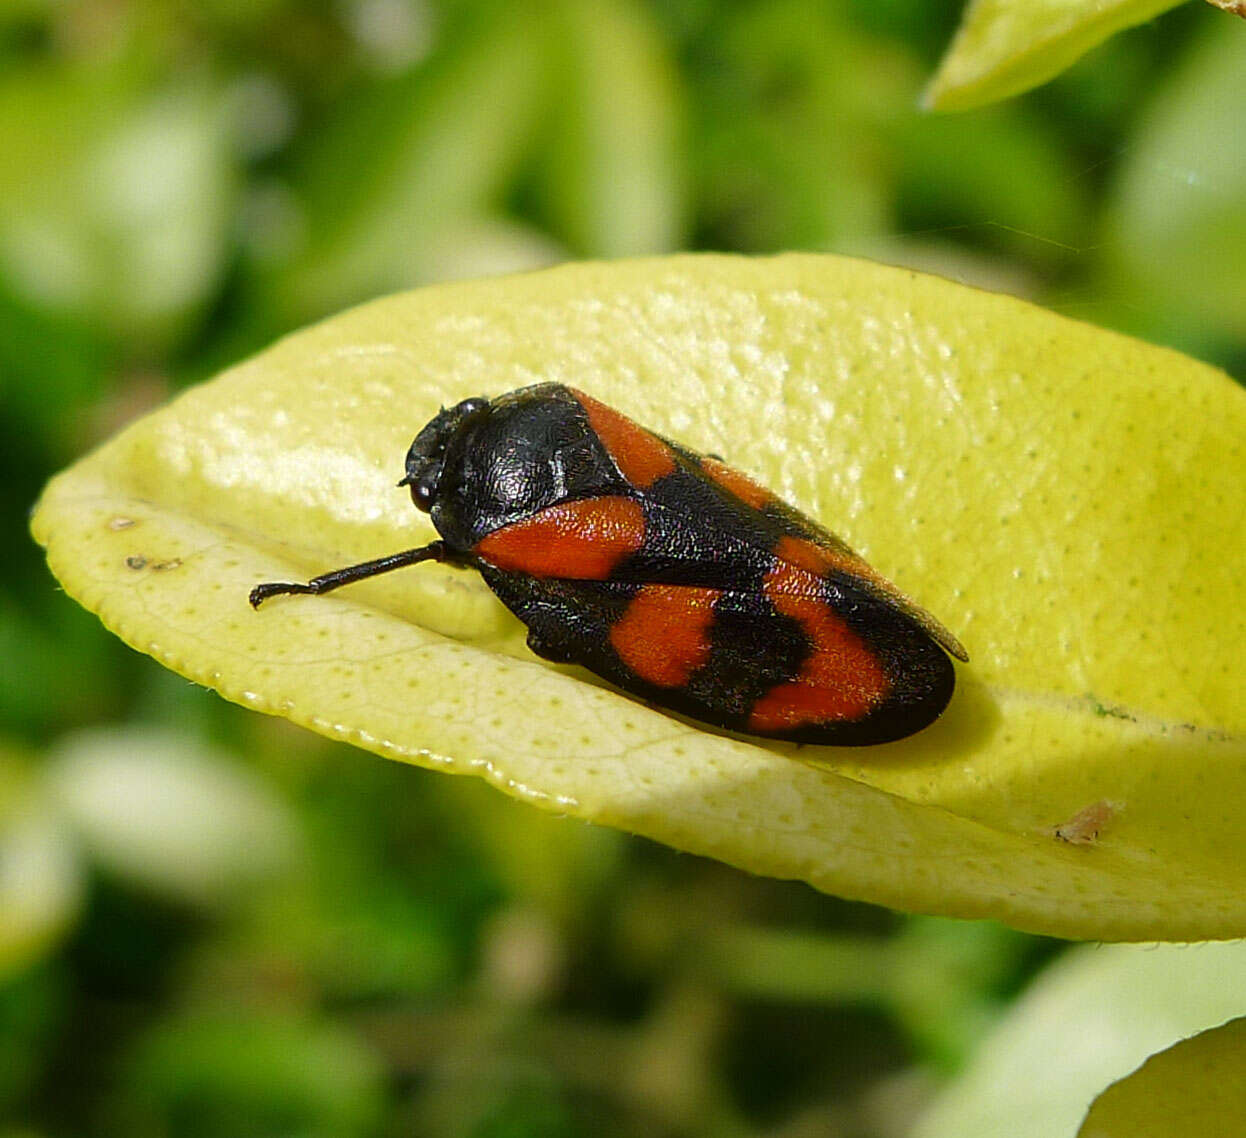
[[925, 0, 1185, 112], [1079, 1017, 1246, 1137], [31, 254, 1246, 941]]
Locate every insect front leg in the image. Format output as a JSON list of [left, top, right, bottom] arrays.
[[250, 541, 448, 607]]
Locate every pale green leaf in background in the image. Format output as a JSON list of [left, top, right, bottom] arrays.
[[47, 727, 300, 909], [1101, 18, 1246, 345], [0, 68, 236, 350], [0, 749, 81, 981], [925, 0, 1186, 111], [914, 941, 1246, 1138]]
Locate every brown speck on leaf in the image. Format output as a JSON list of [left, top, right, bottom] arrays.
[[1052, 800, 1121, 845], [153, 558, 183, 572], [125, 555, 147, 570]]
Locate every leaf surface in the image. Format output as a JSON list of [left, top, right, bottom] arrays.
[[32, 254, 1246, 940]]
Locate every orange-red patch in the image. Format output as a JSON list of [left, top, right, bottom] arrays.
[[773, 536, 832, 576], [475, 497, 645, 580], [748, 560, 889, 732], [573, 389, 676, 488], [611, 584, 719, 688], [773, 534, 869, 580], [701, 457, 772, 511]]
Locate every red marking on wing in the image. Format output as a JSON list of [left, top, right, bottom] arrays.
[[611, 584, 720, 688], [573, 389, 676, 488], [774, 535, 870, 579], [701, 457, 773, 510], [776, 537, 968, 663], [475, 497, 645, 580], [748, 559, 890, 732]]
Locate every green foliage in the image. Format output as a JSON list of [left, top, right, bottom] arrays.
[[4, 1, 1243, 1135], [116, 1011, 386, 1138]]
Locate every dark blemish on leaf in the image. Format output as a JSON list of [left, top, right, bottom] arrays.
[[153, 558, 182, 572], [125, 555, 147, 570], [1087, 695, 1135, 722]]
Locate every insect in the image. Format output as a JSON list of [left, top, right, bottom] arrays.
[[1052, 800, 1120, 845], [251, 383, 967, 745]]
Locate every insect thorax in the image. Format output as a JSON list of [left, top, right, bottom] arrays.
[[429, 384, 628, 550]]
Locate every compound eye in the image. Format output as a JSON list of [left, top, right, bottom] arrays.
[[411, 470, 439, 511]]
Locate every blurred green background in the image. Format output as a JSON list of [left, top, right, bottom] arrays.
[[3, 1, 1244, 1135]]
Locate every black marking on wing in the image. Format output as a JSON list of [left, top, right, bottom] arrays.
[[475, 563, 952, 744], [609, 466, 784, 588]]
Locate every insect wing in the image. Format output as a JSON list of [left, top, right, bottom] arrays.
[[475, 568, 807, 738], [478, 563, 953, 746], [569, 387, 964, 661]]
